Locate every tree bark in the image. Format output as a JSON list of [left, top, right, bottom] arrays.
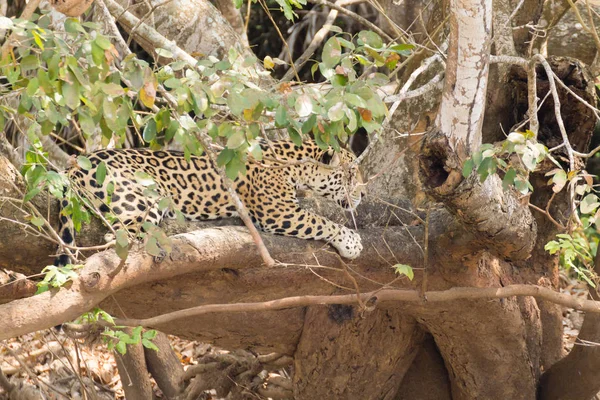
[[114, 334, 154, 400], [293, 307, 423, 399], [144, 332, 184, 398], [538, 250, 600, 400]]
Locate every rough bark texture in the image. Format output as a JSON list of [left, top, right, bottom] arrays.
[[112, 0, 254, 60], [114, 336, 154, 400], [538, 251, 600, 400], [144, 332, 184, 397], [293, 307, 423, 399], [420, 137, 537, 261], [396, 335, 452, 400]]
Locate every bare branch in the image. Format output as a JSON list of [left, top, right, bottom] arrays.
[[281, 2, 340, 82], [108, 284, 600, 328], [532, 54, 575, 170]]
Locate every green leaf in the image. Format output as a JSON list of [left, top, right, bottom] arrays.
[[514, 177, 532, 195], [288, 127, 303, 147], [295, 94, 313, 117], [358, 31, 383, 49], [95, 35, 112, 50], [145, 236, 161, 256], [77, 156, 92, 171], [551, 170, 567, 193], [581, 194, 600, 214], [115, 341, 127, 355], [98, 310, 115, 325], [225, 155, 245, 180], [35, 283, 50, 295], [311, 62, 319, 79], [502, 168, 517, 190], [154, 198, 168, 212], [327, 102, 345, 122], [143, 119, 157, 143], [337, 37, 355, 50], [462, 159, 474, 178], [301, 114, 317, 135], [96, 162, 107, 186], [142, 339, 159, 352], [155, 48, 173, 59], [101, 82, 125, 96], [273, 0, 298, 20], [143, 329, 158, 340], [115, 229, 129, 247], [227, 130, 246, 149], [217, 149, 235, 166], [65, 18, 86, 34], [26, 77, 39, 96], [31, 216, 45, 227], [91, 42, 105, 67], [61, 79, 80, 109], [275, 105, 288, 127], [322, 37, 342, 68], [23, 188, 41, 203], [163, 77, 181, 89], [344, 93, 367, 108], [392, 264, 414, 280], [115, 234, 129, 260], [134, 171, 155, 186], [390, 43, 414, 54], [21, 55, 39, 72]]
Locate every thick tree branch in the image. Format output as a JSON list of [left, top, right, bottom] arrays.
[[420, 0, 537, 261], [436, 0, 492, 151], [108, 0, 256, 63], [0, 223, 427, 341]]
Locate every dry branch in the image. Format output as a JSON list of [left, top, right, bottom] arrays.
[[107, 284, 600, 329]]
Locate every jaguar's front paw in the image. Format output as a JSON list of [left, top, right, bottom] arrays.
[[104, 232, 115, 243], [332, 228, 363, 260]]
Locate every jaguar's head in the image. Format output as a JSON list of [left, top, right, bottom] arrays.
[[309, 148, 364, 211]]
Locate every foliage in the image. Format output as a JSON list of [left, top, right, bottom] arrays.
[[78, 308, 159, 355], [1, 13, 411, 263], [233, 0, 306, 21], [462, 130, 553, 195], [103, 326, 159, 355], [36, 263, 83, 294], [545, 234, 597, 287], [392, 263, 414, 280], [464, 130, 600, 286], [79, 307, 117, 325]]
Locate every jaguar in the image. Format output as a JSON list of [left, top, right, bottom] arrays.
[[56, 140, 365, 264]]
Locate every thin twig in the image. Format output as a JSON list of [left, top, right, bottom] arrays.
[[281, 2, 340, 82], [527, 58, 539, 136], [196, 132, 276, 267], [306, 0, 393, 42], [532, 54, 575, 171]]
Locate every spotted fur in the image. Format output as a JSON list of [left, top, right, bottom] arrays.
[[56, 140, 364, 262]]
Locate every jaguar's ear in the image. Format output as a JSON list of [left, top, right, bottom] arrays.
[[320, 150, 340, 167]]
